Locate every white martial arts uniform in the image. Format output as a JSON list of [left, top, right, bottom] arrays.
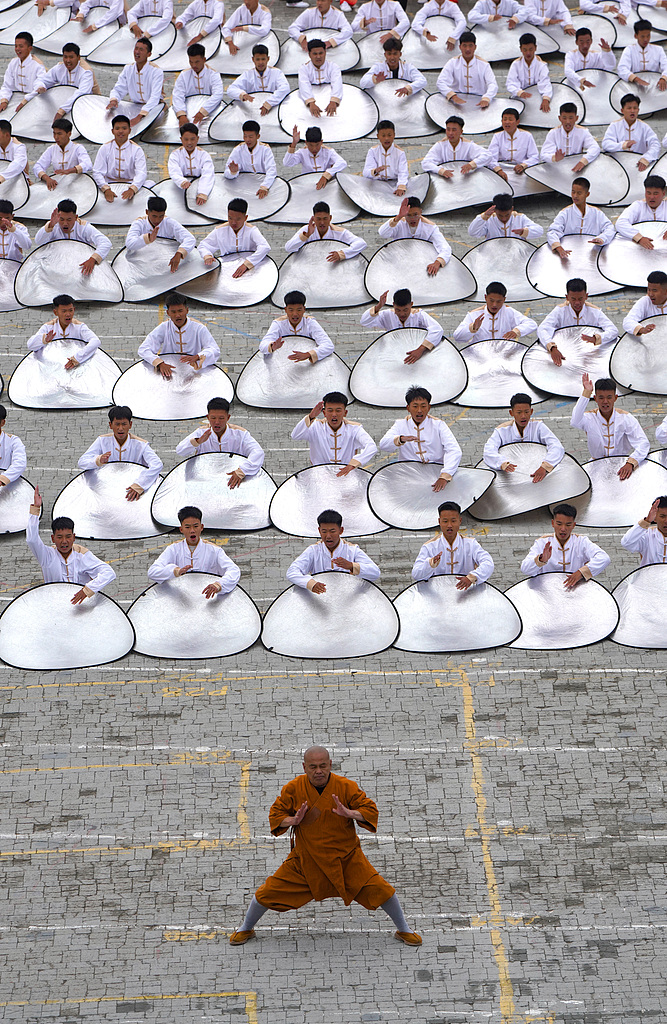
[[148, 538, 240, 593], [27, 318, 101, 364], [288, 5, 353, 43], [223, 2, 272, 41], [78, 433, 163, 494], [487, 127, 540, 170], [523, 0, 572, 26], [411, 533, 494, 583], [138, 318, 220, 368], [26, 511, 116, 593], [362, 142, 409, 188], [506, 55, 553, 99], [468, 210, 543, 239], [453, 305, 537, 343], [483, 419, 565, 471], [259, 314, 334, 360], [125, 216, 196, 255], [421, 137, 490, 172], [109, 61, 164, 116], [622, 520, 667, 564], [92, 139, 149, 193], [564, 48, 617, 90], [226, 66, 290, 105], [286, 539, 381, 589], [0, 431, 27, 486], [359, 306, 443, 348], [34, 141, 92, 179], [34, 218, 111, 262], [617, 42, 667, 82], [379, 414, 462, 480], [546, 203, 615, 249], [127, 0, 174, 35], [378, 216, 451, 264], [283, 144, 346, 178], [622, 294, 667, 333], [351, 0, 410, 35], [468, 0, 524, 23], [0, 55, 45, 102], [521, 532, 610, 577], [168, 145, 215, 197], [171, 65, 224, 118], [359, 59, 428, 94], [571, 396, 650, 464], [0, 221, 31, 261], [601, 117, 660, 162], [538, 301, 618, 348], [0, 137, 28, 182], [199, 221, 271, 267], [77, 0, 125, 28], [436, 55, 498, 101], [298, 59, 343, 104], [175, 423, 265, 477], [615, 199, 667, 240], [23, 61, 94, 114], [411, 0, 466, 38], [224, 141, 276, 189], [284, 222, 366, 257], [291, 415, 377, 466], [657, 415, 667, 445], [177, 0, 225, 33], [540, 124, 600, 164]]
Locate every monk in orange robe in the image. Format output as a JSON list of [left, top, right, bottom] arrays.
[[230, 745, 422, 946]]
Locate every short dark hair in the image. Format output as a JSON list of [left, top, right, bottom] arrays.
[[305, 126, 322, 142], [552, 503, 577, 519], [647, 270, 667, 285], [575, 26, 592, 39], [52, 293, 74, 307], [573, 176, 590, 190], [501, 107, 521, 119], [438, 501, 461, 514], [165, 291, 188, 308], [52, 516, 75, 533], [62, 42, 80, 55], [52, 117, 72, 133], [405, 385, 431, 405], [252, 43, 269, 55], [486, 281, 507, 297], [519, 32, 536, 45], [111, 114, 130, 127], [187, 42, 206, 57], [228, 197, 248, 214], [57, 199, 77, 214], [406, 196, 422, 209], [135, 35, 152, 51], [15, 31, 33, 45], [207, 397, 230, 412], [634, 18, 652, 32], [594, 377, 616, 393], [460, 30, 476, 43], [644, 174, 666, 190], [178, 505, 202, 523], [284, 290, 306, 305], [0, 120, 12, 134], [445, 115, 464, 128], [0, 199, 13, 215], [493, 193, 513, 211], [656, 496, 667, 509], [566, 277, 587, 293], [108, 405, 132, 422], [393, 288, 412, 305], [0, 404, 6, 420], [317, 509, 342, 526], [242, 119, 260, 133], [510, 392, 532, 408], [620, 92, 641, 107], [322, 391, 348, 407], [312, 201, 330, 215], [377, 119, 395, 132], [307, 37, 326, 51], [180, 122, 199, 136], [383, 37, 402, 51], [147, 196, 167, 213], [559, 102, 578, 115]]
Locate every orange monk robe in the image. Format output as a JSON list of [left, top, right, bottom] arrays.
[[255, 773, 395, 912]]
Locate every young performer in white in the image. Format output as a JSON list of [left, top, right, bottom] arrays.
[[362, 120, 409, 195], [453, 281, 537, 343], [92, 115, 151, 200], [288, 0, 354, 46], [107, 37, 164, 128], [571, 373, 650, 477], [360, 287, 443, 363], [168, 122, 215, 206], [78, 405, 163, 501], [27, 293, 102, 370], [35, 200, 111, 274], [602, 93, 659, 171], [125, 196, 196, 273], [0, 33, 45, 111], [505, 32, 552, 112], [34, 118, 93, 189], [359, 37, 427, 95], [284, 125, 346, 188], [351, 0, 410, 39], [540, 102, 600, 170], [148, 505, 241, 596], [128, 0, 174, 38], [226, 43, 290, 114], [0, 200, 31, 261], [622, 497, 667, 565], [224, 119, 276, 198], [291, 392, 377, 471], [223, 0, 272, 55], [298, 39, 343, 116], [468, 192, 543, 239], [411, 0, 466, 49], [411, 501, 494, 586], [19, 43, 94, 118], [436, 31, 498, 107], [546, 177, 614, 259], [0, 404, 27, 487], [622, 271, 667, 333], [483, 392, 565, 481], [379, 386, 461, 490], [615, 174, 667, 244], [284, 201, 366, 259], [171, 43, 224, 123], [378, 195, 451, 275], [199, 197, 271, 275], [286, 509, 381, 591], [176, 397, 265, 487], [617, 18, 667, 85], [521, 502, 611, 585], [487, 107, 539, 178], [564, 26, 616, 92], [138, 291, 220, 377], [537, 277, 618, 365], [0, 120, 28, 183], [422, 116, 490, 175], [259, 290, 334, 361]]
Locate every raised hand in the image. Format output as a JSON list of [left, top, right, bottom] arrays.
[[332, 555, 354, 570], [332, 793, 356, 818], [33, 485, 42, 509], [647, 497, 660, 523], [195, 427, 212, 445], [99, 451, 111, 464], [540, 540, 552, 563], [582, 371, 593, 393], [291, 124, 300, 147], [308, 400, 324, 420]]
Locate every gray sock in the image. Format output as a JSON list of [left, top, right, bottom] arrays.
[[239, 896, 269, 932], [380, 893, 411, 933]]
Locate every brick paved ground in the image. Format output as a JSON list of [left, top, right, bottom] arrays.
[[0, 2, 665, 1021]]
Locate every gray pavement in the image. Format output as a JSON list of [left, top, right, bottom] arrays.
[[0, 1, 666, 1021]]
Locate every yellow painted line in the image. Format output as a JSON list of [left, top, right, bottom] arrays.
[[0, 990, 257, 1023], [160, 142, 170, 180]]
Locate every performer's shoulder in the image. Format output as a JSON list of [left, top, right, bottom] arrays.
[[227, 423, 247, 432], [72, 542, 89, 553], [129, 432, 147, 442], [497, 419, 513, 428]]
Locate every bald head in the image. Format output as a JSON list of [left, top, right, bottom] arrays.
[[303, 745, 332, 787]]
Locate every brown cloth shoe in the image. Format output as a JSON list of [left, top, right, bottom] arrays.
[[229, 929, 255, 945], [394, 930, 422, 946]]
